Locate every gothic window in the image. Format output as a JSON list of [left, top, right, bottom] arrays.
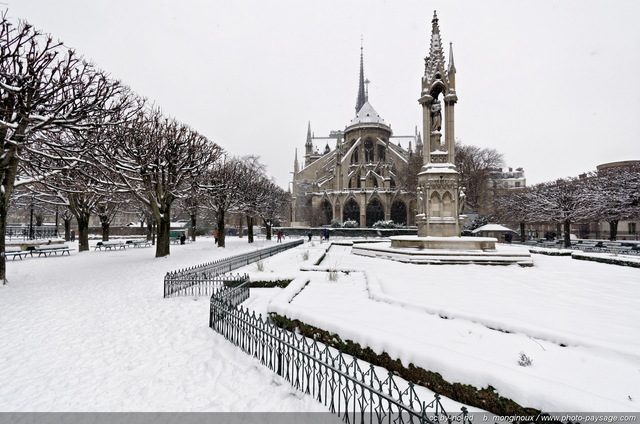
[[378, 145, 386, 162], [366, 198, 385, 227], [320, 199, 332, 225], [369, 174, 378, 188], [351, 148, 359, 164], [364, 139, 374, 162], [390, 178, 396, 188], [343, 198, 360, 223], [390, 201, 407, 225]]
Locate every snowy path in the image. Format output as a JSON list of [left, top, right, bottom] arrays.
[[0, 238, 326, 412]]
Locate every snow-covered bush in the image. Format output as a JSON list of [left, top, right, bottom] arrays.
[[462, 215, 489, 236], [372, 220, 401, 229], [342, 220, 358, 228]]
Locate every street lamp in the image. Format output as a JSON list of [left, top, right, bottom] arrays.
[[29, 199, 34, 240]]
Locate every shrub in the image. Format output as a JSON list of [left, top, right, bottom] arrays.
[[518, 352, 533, 367], [342, 220, 358, 228], [373, 220, 400, 229]]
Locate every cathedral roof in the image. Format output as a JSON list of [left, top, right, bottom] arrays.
[[348, 101, 389, 128]]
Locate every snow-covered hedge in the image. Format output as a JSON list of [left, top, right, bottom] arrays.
[[372, 220, 402, 229], [572, 252, 640, 268], [268, 312, 540, 417], [342, 220, 358, 228]]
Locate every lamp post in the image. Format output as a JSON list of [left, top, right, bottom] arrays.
[[55, 205, 59, 238], [29, 200, 34, 240]]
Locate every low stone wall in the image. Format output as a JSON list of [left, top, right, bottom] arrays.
[[278, 226, 417, 239]]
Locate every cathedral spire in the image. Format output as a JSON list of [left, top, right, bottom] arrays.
[[448, 42, 456, 88], [355, 38, 367, 113], [424, 10, 446, 80], [294, 148, 299, 174], [305, 121, 313, 157]]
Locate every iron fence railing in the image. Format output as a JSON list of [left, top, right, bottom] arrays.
[[164, 239, 303, 298], [5, 226, 59, 240], [209, 285, 471, 424], [164, 272, 249, 298]]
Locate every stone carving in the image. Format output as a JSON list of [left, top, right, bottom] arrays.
[[430, 101, 442, 132]]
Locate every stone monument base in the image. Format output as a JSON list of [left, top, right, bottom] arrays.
[[352, 236, 533, 266]]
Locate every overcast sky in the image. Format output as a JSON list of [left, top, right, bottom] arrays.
[[5, 0, 640, 190]]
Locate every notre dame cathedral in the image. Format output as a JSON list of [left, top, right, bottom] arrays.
[[290, 40, 428, 227]]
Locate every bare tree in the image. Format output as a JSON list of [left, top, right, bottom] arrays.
[[494, 187, 536, 242], [257, 180, 290, 240], [235, 156, 268, 244], [455, 142, 505, 213], [0, 15, 126, 282], [526, 178, 591, 248], [581, 165, 640, 240], [202, 155, 253, 248], [105, 109, 222, 257]]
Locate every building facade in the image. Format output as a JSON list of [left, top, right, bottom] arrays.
[[290, 46, 422, 228]]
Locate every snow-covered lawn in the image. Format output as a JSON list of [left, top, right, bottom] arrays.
[[245, 241, 640, 413], [0, 238, 325, 412], [2, 236, 639, 414]]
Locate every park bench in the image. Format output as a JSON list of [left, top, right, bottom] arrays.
[[3, 246, 32, 260], [94, 241, 127, 251], [126, 239, 151, 248], [29, 244, 73, 257]]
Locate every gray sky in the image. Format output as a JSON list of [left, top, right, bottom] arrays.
[[5, 0, 640, 190]]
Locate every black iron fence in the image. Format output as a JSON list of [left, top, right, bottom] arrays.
[[164, 272, 249, 298], [164, 239, 303, 298], [209, 284, 471, 424], [6, 226, 59, 240]]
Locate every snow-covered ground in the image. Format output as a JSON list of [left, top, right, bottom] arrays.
[[245, 240, 640, 413], [1, 236, 639, 414], [0, 238, 326, 412]]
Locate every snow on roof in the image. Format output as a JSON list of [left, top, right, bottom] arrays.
[[349, 101, 387, 126], [472, 224, 517, 233]]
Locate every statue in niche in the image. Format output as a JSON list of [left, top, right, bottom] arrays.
[[458, 189, 466, 215], [430, 101, 442, 132]]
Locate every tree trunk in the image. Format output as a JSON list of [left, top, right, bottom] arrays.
[[101, 221, 110, 241], [608, 220, 618, 241], [246, 215, 254, 243], [77, 213, 91, 252], [146, 222, 153, 243], [563, 220, 572, 248], [238, 214, 243, 238], [190, 214, 197, 242], [64, 219, 71, 241], [264, 219, 272, 241], [155, 210, 171, 258], [519, 222, 526, 242], [217, 210, 226, 248], [0, 199, 8, 284]]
